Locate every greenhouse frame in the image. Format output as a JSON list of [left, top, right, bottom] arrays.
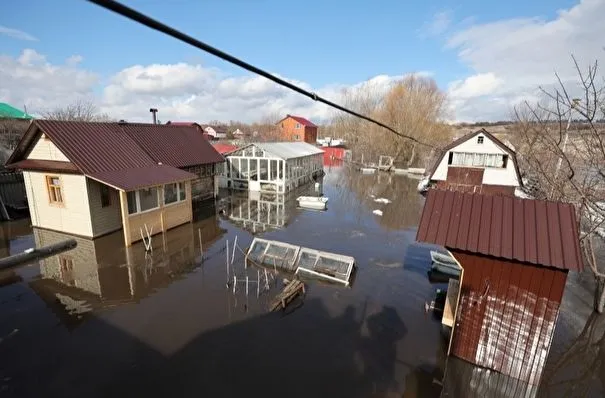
[[218, 142, 324, 193]]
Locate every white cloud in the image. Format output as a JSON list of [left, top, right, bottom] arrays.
[[0, 49, 98, 114], [0, 49, 413, 123], [446, 0, 605, 121], [420, 10, 452, 38], [0, 25, 38, 41]]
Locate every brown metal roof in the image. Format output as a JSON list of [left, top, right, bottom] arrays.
[[416, 189, 583, 271], [5, 120, 224, 191], [89, 165, 197, 191], [121, 123, 224, 167], [6, 159, 80, 174]]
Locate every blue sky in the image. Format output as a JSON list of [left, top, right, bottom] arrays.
[[0, 0, 601, 122]]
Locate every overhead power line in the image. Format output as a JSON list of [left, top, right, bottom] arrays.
[[87, 0, 433, 148]]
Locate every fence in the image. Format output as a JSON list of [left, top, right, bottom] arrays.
[[0, 171, 28, 221]]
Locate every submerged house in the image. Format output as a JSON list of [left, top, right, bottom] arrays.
[[218, 142, 324, 193], [427, 129, 522, 196], [5, 120, 224, 246], [416, 189, 582, 388]]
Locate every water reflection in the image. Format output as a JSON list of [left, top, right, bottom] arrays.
[[28, 216, 226, 329], [332, 166, 425, 230]]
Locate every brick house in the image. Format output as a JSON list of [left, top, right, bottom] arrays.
[[277, 115, 318, 143]]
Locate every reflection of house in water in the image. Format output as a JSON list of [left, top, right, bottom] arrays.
[[29, 216, 226, 329]]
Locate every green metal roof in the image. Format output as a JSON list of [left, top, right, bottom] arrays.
[[0, 103, 33, 119]]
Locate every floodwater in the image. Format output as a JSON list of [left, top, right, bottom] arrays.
[[0, 165, 602, 397]]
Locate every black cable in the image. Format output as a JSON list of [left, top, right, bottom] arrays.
[[86, 0, 433, 148]]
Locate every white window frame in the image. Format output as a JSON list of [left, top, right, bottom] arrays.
[[127, 187, 160, 215], [295, 123, 301, 129], [163, 182, 187, 206]]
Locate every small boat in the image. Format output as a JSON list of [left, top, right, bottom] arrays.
[[430, 250, 461, 277], [297, 196, 328, 210]]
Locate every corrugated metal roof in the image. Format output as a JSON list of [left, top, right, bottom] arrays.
[[254, 142, 324, 160], [6, 120, 224, 191], [212, 143, 239, 154], [121, 123, 224, 167], [416, 189, 583, 271], [89, 165, 197, 191]]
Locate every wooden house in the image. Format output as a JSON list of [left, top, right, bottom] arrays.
[[416, 189, 583, 386], [5, 120, 224, 246], [427, 129, 522, 196], [277, 115, 318, 144]]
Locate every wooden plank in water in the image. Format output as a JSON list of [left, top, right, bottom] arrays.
[[442, 279, 460, 327], [270, 280, 305, 311]]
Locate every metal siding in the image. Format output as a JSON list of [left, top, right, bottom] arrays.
[[450, 250, 567, 385], [416, 189, 582, 271]]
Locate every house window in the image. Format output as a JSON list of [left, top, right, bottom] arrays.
[[477, 136, 484, 144], [295, 123, 301, 129], [451, 152, 506, 168], [293, 134, 300, 140], [164, 182, 186, 205], [46, 176, 63, 204], [127, 187, 159, 214], [100, 184, 111, 207]]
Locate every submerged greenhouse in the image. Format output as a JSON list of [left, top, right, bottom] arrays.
[[217, 142, 324, 193], [246, 238, 356, 286]]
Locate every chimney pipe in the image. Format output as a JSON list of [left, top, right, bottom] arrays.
[[149, 108, 158, 124]]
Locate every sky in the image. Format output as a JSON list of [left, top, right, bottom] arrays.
[[1, 0, 604, 123]]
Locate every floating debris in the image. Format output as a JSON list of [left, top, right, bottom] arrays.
[[270, 280, 306, 311], [374, 198, 392, 204], [373, 209, 383, 216]]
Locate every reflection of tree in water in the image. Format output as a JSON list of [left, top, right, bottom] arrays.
[[334, 166, 425, 230], [538, 312, 605, 397]]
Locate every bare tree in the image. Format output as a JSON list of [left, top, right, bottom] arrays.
[[43, 99, 112, 122], [512, 57, 605, 312], [329, 74, 449, 167], [0, 119, 31, 151]]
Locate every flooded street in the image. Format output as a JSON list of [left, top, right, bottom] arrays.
[[0, 166, 603, 397]]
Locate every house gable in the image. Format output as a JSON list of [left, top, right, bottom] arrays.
[[429, 129, 522, 188], [26, 133, 70, 162]]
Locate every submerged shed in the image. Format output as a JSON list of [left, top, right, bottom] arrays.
[[416, 189, 583, 386]]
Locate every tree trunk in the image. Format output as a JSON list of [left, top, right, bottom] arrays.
[[595, 276, 605, 313], [406, 144, 417, 168]]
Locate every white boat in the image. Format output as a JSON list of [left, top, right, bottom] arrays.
[[297, 196, 328, 210], [360, 168, 376, 174], [430, 251, 461, 277]]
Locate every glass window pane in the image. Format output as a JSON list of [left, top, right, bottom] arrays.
[[179, 182, 186, 201], [164, 183, 178, 204], [139, 187, 158, 211], [270, 160, 277, 180], [127, 191, 138, 214], [241, 158, 249, 178], [260, 159, 268, 180], [250, 159, 258, 181]]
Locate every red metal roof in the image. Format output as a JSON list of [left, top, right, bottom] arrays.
[[6, 120, 224, 191], [212, 143, 238, 154], [416, 189, 583, 271], [279, 115, 317, 127]]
